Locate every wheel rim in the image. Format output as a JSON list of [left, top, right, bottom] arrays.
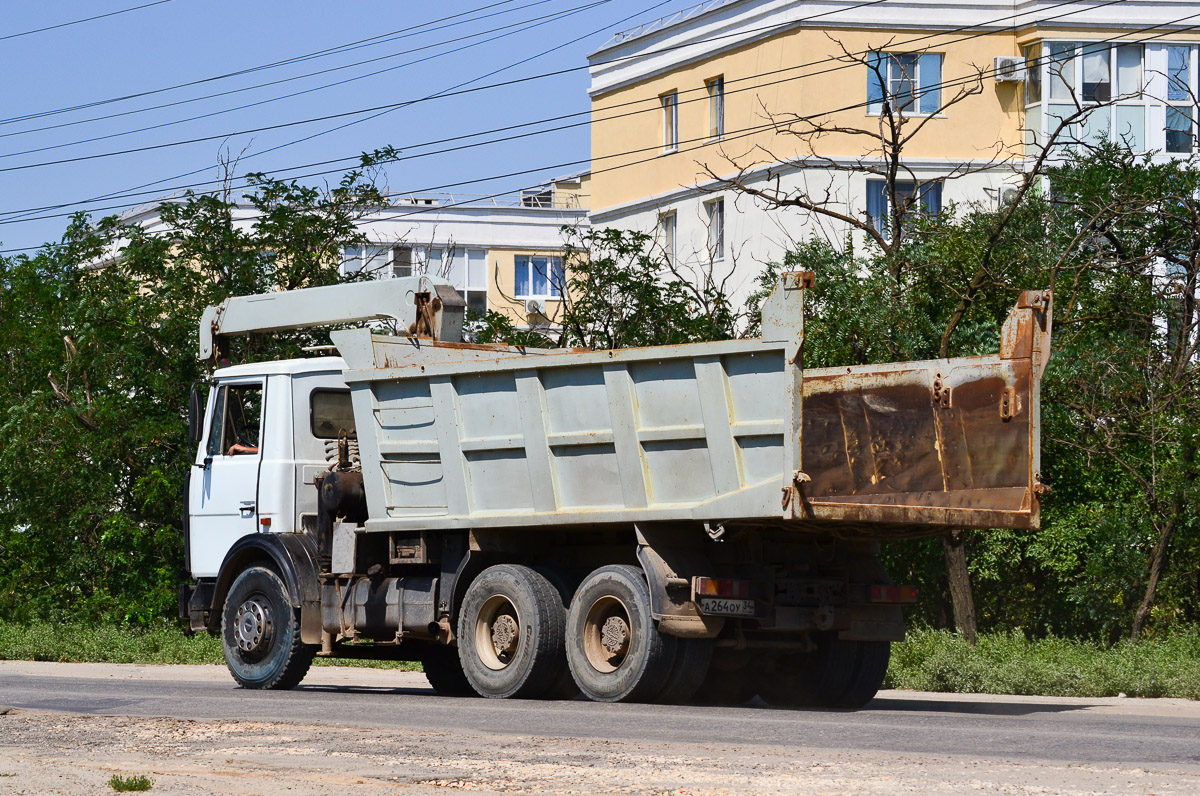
[[475, 594, 522, 671], [582, 595, 632, 674], [233, 595, 274, 656]]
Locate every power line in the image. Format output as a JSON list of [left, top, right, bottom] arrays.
[[0, 0, 528, 125], [0, 1, 620, 175], [0, 0, 1112, 209], [0, 0, 893, 151], [0, 0, 571, 146], [3, 12, 1193, 252], [0, 0, 672, 231], [0, 0, 175, 43], [0, 0, 670, 231], [0, 0, 612, 160]]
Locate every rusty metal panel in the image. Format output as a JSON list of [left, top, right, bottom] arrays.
[[795, 291, 1052, 534]]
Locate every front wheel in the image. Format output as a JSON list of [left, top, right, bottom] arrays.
[[220, 566, 316, 690]]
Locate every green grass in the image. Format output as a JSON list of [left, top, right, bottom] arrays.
[[108, 774, 154, 792], [3, 621, 1197, 698], [0, 622, 419, 670], [885, 627, 1200, 699]]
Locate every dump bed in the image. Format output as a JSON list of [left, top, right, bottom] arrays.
[[331, 276, 1052, 538]]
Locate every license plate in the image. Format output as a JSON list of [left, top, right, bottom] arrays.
[[697, 597, 756, 617]]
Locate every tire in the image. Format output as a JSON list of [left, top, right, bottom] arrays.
[[565, 564, 677, 703], [221, 566, 316, 690], [655, 637, 714, 704], [757, 634, 890, 709], [422, 645, 475, 696], [456, 564, 570, 699], [689, 648, 757, 706], [832, 640, 891, 709]]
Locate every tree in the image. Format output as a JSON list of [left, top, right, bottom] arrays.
[[705, 37, 1129, 643], [480, 226, 740, 350], [0, 153, 393, 625], [1040, 147, 1200, 640], [774, 144, 1200, 642]]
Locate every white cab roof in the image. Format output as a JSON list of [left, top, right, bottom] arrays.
[[212, 356, 346, 379]]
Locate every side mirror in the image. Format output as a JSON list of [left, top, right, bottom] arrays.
[[188, 382, 207, 448]]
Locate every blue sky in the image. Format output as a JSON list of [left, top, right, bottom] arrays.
[[0, 0, 694, 253]]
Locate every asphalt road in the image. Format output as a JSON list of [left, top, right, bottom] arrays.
[[2, 661, 1198, 771]]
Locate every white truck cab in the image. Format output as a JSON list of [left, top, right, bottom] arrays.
[[188, 357, 351, 578]]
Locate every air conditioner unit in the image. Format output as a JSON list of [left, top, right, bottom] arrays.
[[525, 298, 546, 315], [994, 56, 1027, 83]]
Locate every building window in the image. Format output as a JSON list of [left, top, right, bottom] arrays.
[[865, 180, 942, 241], [344, 244, 418, 277], [867, 52, 942, 115], [1031, 41, 1200, 156], [1167, 45, 1196, 154], [520, 188, 553, 207], [431, 247, 488, 313], [514, 255, 564, 299], [706, 76, 724, 139], [705, 198, 724, 261], [391, 245, 413, 278], [658, 211, 676, 266], [661, 91, 678, 153]]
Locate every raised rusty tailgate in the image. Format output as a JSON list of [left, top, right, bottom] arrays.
[[797, 291, 1052, 534]]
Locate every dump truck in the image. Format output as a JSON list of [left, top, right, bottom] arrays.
[[180, 272, 1052, 707]]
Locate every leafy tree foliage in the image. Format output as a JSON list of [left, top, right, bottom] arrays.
[[0, 156, 389, 625], [783, 145, 1200, 642], [1, 144, 1195, 646], [477, 227, 740, 349]]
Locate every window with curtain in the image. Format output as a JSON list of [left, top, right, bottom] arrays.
[[1167, 45, 1196, 154], [705, 199, 724, 261], [706, 76, 724, 139], [514, 255, 564, 299], [661, 91, 678, 152], [867, 52, 942, 115], [866, 180, 942, 240], [658, 212, 676, 266]]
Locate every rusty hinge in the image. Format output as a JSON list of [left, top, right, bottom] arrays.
[[932, 374, 951, 408], [783, 271, 816, 290], [781, 470, 811, 509], [1000, 387, 1017, 421]]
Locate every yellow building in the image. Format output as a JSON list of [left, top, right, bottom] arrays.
[[586, 0, 1200, 295]]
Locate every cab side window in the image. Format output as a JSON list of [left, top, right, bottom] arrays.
[[310, 389, 355, 439], [206, 384, 264, 456]]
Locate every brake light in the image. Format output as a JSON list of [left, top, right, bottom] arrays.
[[693, 577, 752, 599], [869, 585, 918, 604]]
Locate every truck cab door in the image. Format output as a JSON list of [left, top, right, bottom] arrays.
[[189, 379, 265, 578]]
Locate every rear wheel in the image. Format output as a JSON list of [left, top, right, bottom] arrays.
[[690, 648, 757, 706], [757, 634, 890, 709], [655, 637, 714, 704], [457, 564, 570, 699], [221, 566, 316, 690], [565, 565, 677, 703]]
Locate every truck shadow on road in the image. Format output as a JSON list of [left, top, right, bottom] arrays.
[[864, 696, 1091, 716], [292, 685, 1091, 717]]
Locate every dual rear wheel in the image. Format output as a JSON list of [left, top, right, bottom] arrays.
[[456, 563, 706, 703], [454, 563, 888, 708]]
